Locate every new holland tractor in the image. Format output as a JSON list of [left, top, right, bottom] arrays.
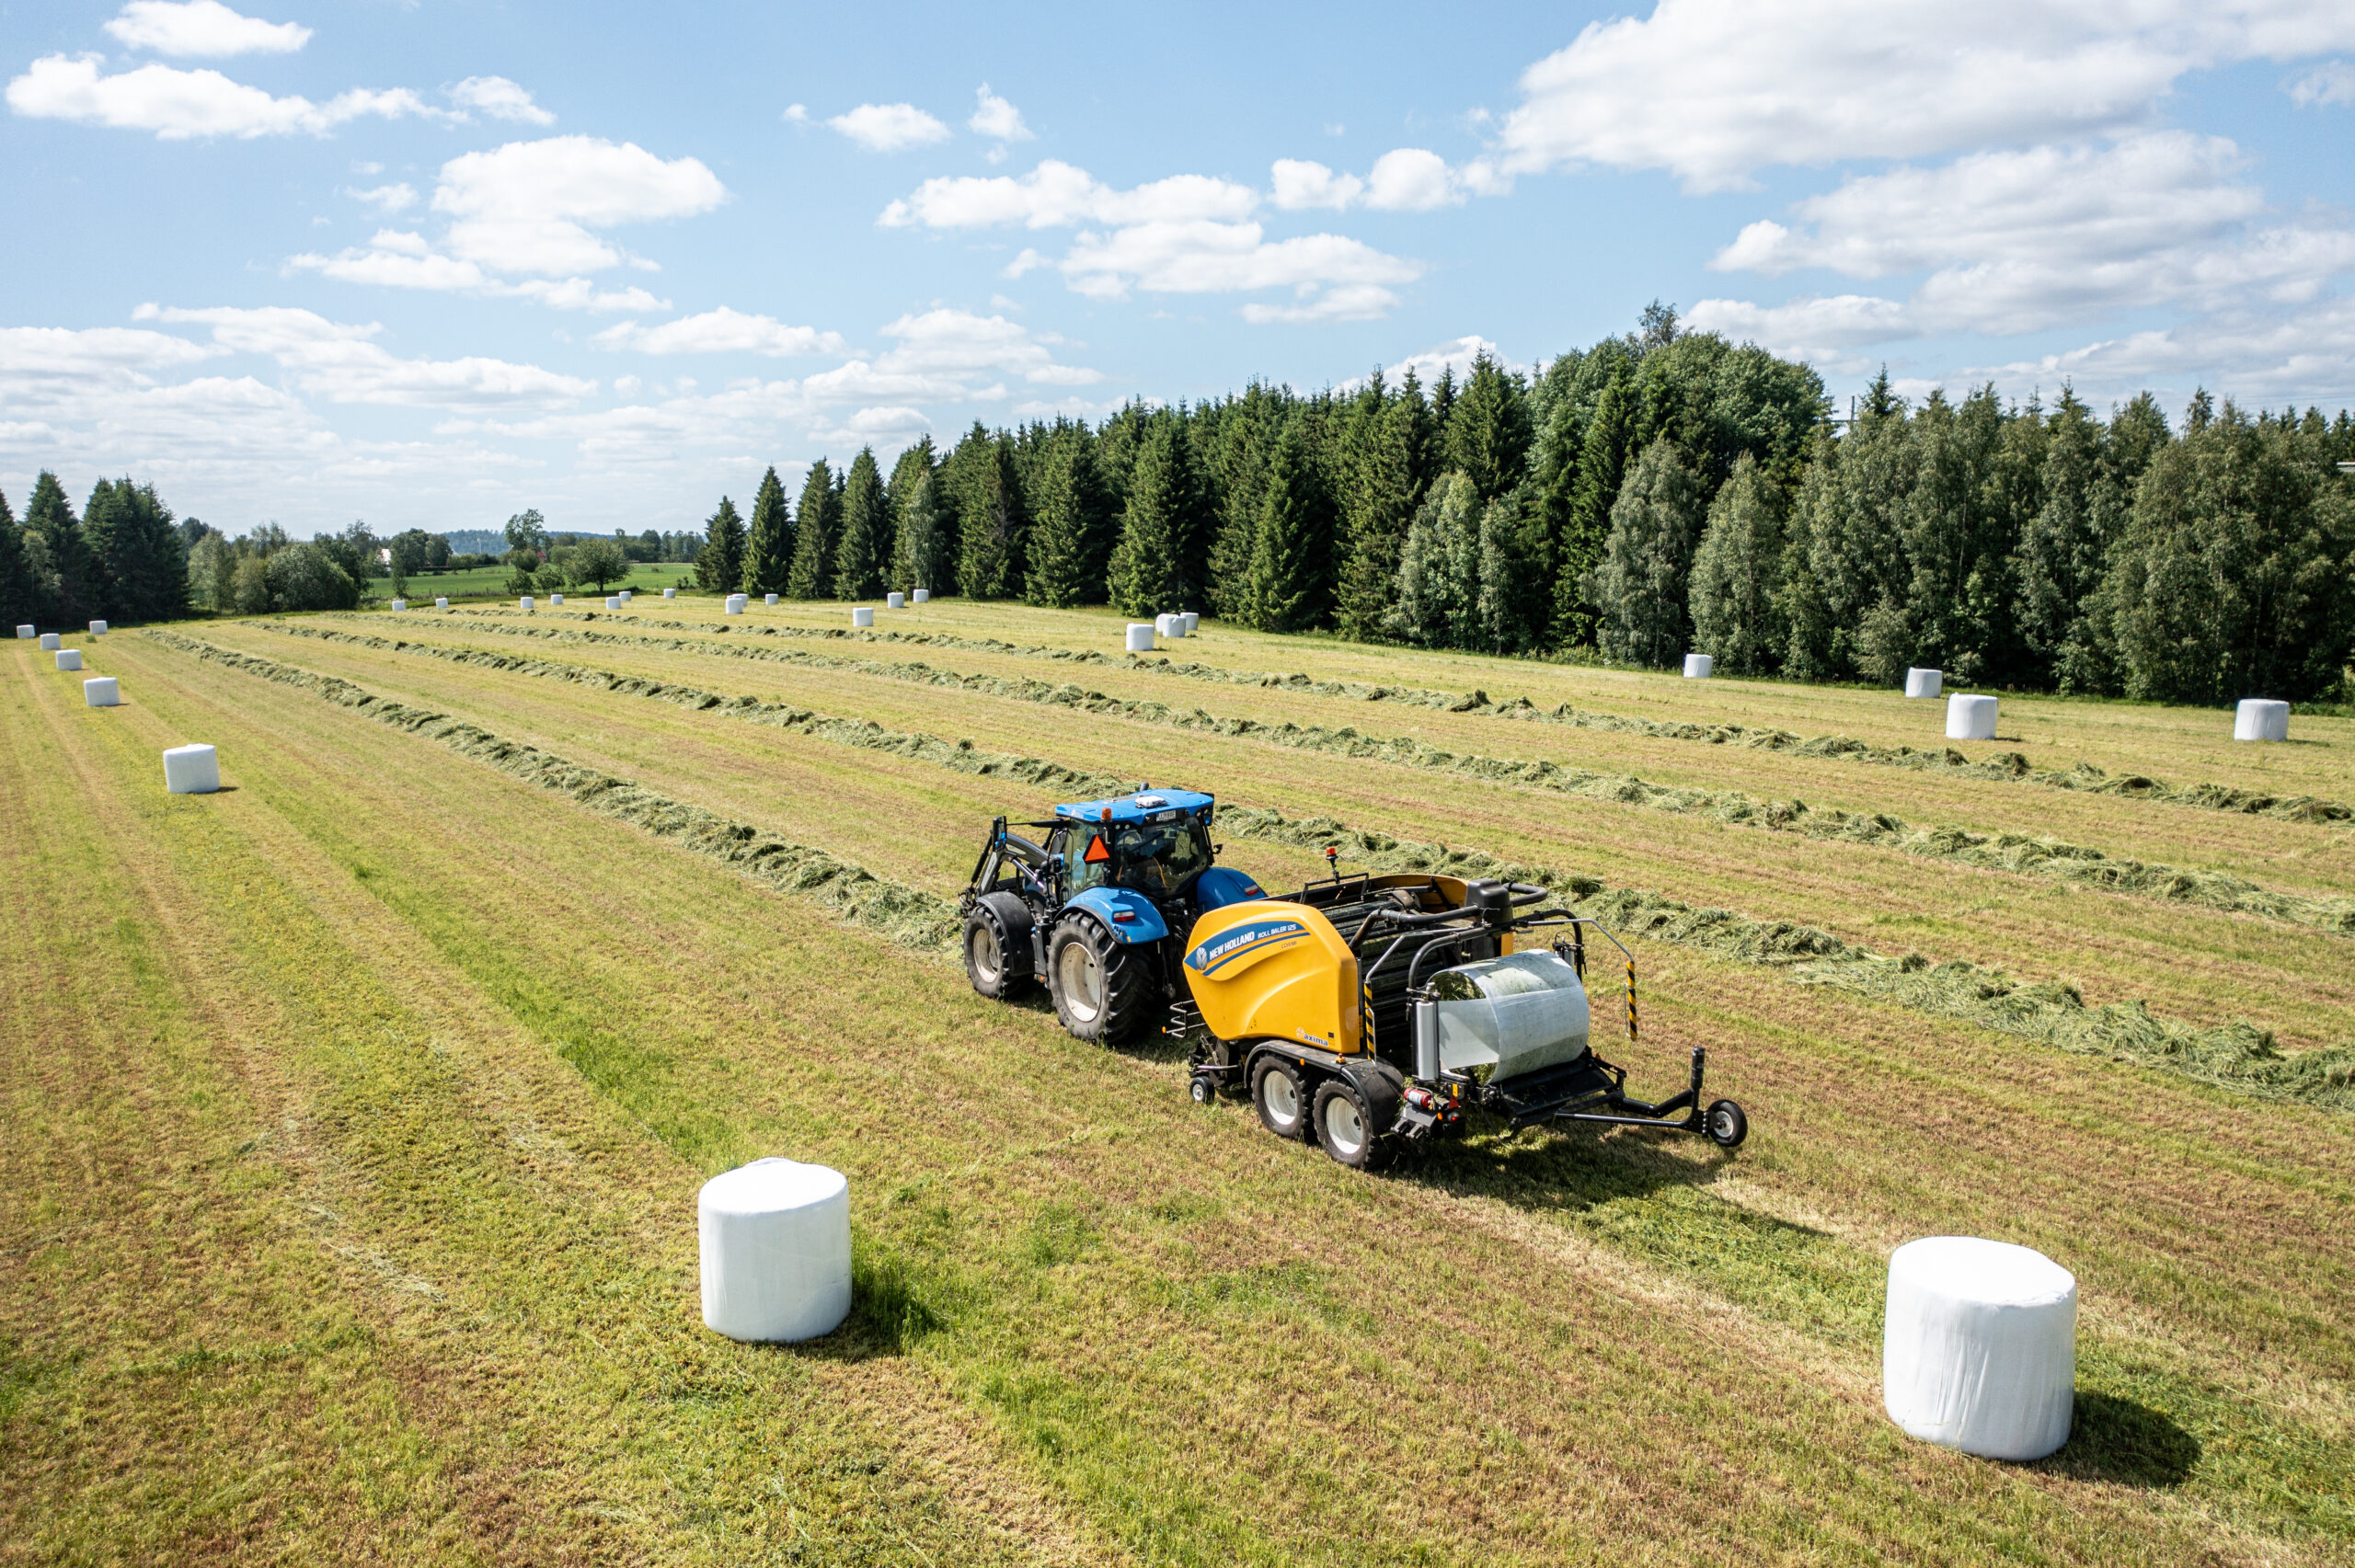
[[959, 788, 1749, 1169]]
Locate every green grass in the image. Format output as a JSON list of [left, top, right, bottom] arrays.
[[9, 605, 2355, 1565], [368, 559, 705, 604]]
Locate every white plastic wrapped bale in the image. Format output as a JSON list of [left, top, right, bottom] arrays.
[[851, 606, 874, 627], [726, 594, 747, 614], [887, 591, 904, 609], [663, 587, 676, 599], [911, 588, 929, 604], [89, 619, 109, 635], [84, 676, 119, 707], [15, 624, 32, 638], [1125, 623, 1155, 652], [1414, 951, 1591, 1083], [2234, 698, 2290, 742], [618, 589, 631, 601], [391, 600, 406, 612], [698, 1157, 852, 1342], [1947, 693, 1999, 740], [434, 597, 449, 610], [765, 592, 779, 606], [40, 633, 59, 650], [1181, 612, 1199, 633], [1884, 1237, 2076, 1461], [520, 596, 534, 611], [1906, 667, 1943, 699], [1683, 653, 1713, 679], [55, 649, 82, 671], [550, 593, 564, 605], [162, 743, 220, 795], [604, 596, 621, 611]]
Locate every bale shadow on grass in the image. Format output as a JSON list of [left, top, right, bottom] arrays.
[[2038, 1391, 2202, 1488]]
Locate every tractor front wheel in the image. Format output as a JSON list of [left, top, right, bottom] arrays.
[[1047, 921, 1154, 1045], [964, 894, 1034, 1000]]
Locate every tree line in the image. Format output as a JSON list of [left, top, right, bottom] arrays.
[[691, 305, 2355, 704]]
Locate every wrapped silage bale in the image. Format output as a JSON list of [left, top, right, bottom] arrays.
[[550, 593, 564, 606], [162, 743, 220, 795], [390, 600, 406, 612], [434, 597, 449, 610], [15, 624, 32, 639], [1125, 623, 1155, 652], [663, 587, 676, 598], [851, 607, 874, 627], [1884, 1237, 2076, 1461], [1947, 693, 1998, 741], [2234, 699, 2289, 742], [618, 589, 631, 602], [911, 588, 929, 604], [40, 633, 59, 650], [55, 649, 82, 671], [89, 620, 108, 635], [764, 592, 778, 606], [1181, 612, 1199, 634], [1906, 667, 1943, 699], [726, 594, 747, 614], [520, 596, 535, 611], [604, 596, 621, 611], [886, 591, 904, 610], [84, 676, 119, 707], [1683, 653, 1714, 679], [698, 1157, 851, 1342]]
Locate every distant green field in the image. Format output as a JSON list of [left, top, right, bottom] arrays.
[[384, 560, 704, 603]]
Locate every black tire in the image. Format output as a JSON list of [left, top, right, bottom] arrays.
[[963, 894, 1033, 1000], [1312, 1079, 1389, 1170], [1705, 1098, 1748, 1150], [1046, 920, 1155, 1045], [1188, 1075, 1215, 1105], [1252, 1057, 1310, 1141]]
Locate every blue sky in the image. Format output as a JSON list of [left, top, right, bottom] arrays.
[[6, 0, 2354, 537]]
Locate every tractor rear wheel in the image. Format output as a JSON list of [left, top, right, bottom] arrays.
[[964, 894, 1034, 1000], [1048, 921, 1154, 1045], [1252, 1057, 1310, 1141]]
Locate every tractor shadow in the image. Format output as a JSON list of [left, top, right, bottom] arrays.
[[2036, 1392, 2202, 1489], [1391, 1113, 1741, 1216]]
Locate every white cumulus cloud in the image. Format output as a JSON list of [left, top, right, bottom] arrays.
[[2290, 61, 2355, 106], [969, 84, 1031, 143], [449, 74, 554, 125], [135, 303, 595, 406], [593, 307, 847, 357], [104, 0, 310, 58], [827, 102, 951, 152], [880, 159, 1258, 229], [6, 53, 442, 138], [431, 135, 728, 275], [344, 182, 418, 214], [1493, 0, 2355, 193]]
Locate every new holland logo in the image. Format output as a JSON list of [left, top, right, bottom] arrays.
[[1186, 918, 1307, 976]]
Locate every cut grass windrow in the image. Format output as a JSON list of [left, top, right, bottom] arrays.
[[278, 618, 2355, 939], [143, 630, 966, 956], [424, 605, 2355, 830], [176, 628, 2355, 1114]]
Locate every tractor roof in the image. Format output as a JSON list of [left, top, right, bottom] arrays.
[[1053, 788, 1214, 825]]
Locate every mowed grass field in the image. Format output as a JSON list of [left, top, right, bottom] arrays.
[[6, 601, 2352, 1565], [387, 561, 702, 605]]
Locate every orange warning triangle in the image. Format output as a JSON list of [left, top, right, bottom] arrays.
[[1083, 833, 1110, 864]]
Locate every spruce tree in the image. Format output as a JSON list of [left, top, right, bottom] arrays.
[[1385, 472, 1480, 647], [1024, 435, 1112, 608], [1444, 350, 1534, 506], [1107, 415, 1194, 615], [0, 486, 25, 630], [1553, 369, 1633, 646], [1589, 437, 1705, 667], [1336, 377, 1426, 640], [84, 477, 188, 623], [956, 437, 1027, 600], [786, 459, 840, 599], [741, 466, 794, 596], [886, 437, 938, 590], [1243, 419, 1334, 631], [1473, 484, 1546, 653], [695, 496, 746, 593], [832, 448, 891, 599], [1687, 454, 1786, 673], [1206, 384, 1282, 618], [25, 472, 90, 627]]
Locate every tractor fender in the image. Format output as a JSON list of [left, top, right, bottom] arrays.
[[1193, 865, 1266, 913], [1063, 886, 1168, 944]]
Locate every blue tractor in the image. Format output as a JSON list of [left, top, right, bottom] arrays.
[[959, 788, 1266, 1045]]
